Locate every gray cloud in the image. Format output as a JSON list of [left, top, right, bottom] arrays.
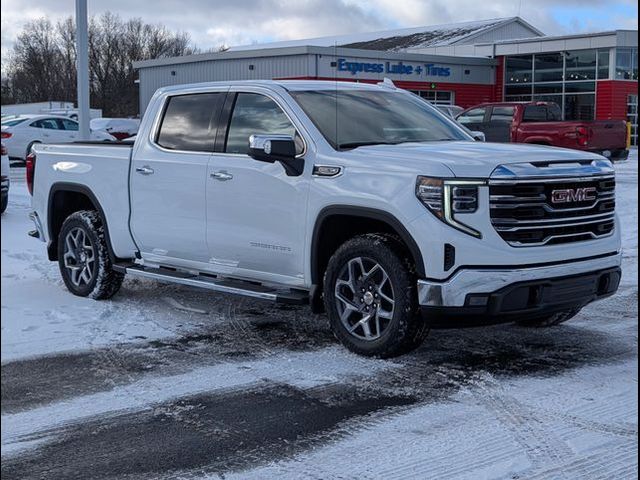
[[1, 0, 637, 57]]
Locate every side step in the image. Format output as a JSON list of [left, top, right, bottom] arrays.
[[116, 264, 309, 305]]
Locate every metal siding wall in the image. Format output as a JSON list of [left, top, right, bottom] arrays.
[[459, 23, 542, 45], [596, 80, 639, 120], [138, 54, 311, 114]]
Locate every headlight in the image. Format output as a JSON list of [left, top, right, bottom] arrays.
[[416, 176, 485, 237]]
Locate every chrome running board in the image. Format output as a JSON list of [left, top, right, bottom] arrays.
[[116, 264, 309, 305]]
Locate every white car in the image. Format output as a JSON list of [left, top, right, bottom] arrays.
[[1, 115, 115, 160], [1, 142, 9, 213], [90, 118, 140, 140]]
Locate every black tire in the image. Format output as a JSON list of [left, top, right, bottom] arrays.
[[57, 210, 124, 299], [323, 233, 428, 358], [1, 194, 7, 214], [515, 308, 581, 327]]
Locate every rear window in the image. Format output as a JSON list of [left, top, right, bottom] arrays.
[[1, 118, 27, 127], [523, 104, 562, 122], [490, 106, 515, 122], [156, 93, 225, 151]]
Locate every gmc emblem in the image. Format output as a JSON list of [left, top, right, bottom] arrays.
[[551, 187, 597, 204]]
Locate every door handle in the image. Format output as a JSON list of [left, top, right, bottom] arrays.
[[135, 166, 154, 175], [210, 171, 233, 181]]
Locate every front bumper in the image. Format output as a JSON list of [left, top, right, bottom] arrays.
[[418, 252, 621, 314]]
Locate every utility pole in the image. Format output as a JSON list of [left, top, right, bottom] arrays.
[[76, 0, 90, 139]]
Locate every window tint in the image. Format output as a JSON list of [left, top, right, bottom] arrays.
[[31, 118, 61, 129], [489, 107, 515, 123], [458, 108, 486, 125], [225, 93, 300, 154], [1, 118, 28, 127], [523, 104, 563, 122], [60, 118, 79, 131], [156, 93, 224, 151]]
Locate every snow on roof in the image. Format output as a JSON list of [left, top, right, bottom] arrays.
[[230, 17, 539, 52]]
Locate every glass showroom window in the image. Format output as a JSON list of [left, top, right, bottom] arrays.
[[505, 55, 533, 102], [411, 90, 454, 105], [597, 49, 610, 79], [629, 94, 638, 146], [565, 50, 597, 81], [616, 48, 638, 80], [535, 53, 564, 82]]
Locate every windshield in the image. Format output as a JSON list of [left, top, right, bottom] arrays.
[[289, 89, 470, 149], [1, 118, 28, 127]]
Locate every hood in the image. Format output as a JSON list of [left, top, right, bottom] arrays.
[[345, 141, 603, 178]]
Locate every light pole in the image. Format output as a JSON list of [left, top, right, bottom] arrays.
[[76, 0, 90, 139]]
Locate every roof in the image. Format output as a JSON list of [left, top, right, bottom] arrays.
[[154, 79, 397, 96], [229, 17, 544, 52], [133, 45, 496, 69]]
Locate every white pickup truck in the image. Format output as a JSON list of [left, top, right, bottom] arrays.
[[28, 80, 622, 357]]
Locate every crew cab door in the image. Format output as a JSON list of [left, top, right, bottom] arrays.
[[130, 91, 226, 266], [206, 90, 310, 285], [484, 106, 515, 142], [457, 107, 488, 134]]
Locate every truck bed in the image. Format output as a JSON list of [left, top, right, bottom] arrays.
[[31, 142, 138, 259]]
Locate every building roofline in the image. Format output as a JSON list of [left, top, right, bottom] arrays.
[[454, 16, 544, 45], [133, 45, 497, 69], [475, 28, 636, 46]]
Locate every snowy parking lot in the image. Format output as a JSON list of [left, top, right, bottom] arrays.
[[1, 153, 638, 479]]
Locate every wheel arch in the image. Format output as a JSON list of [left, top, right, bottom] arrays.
[[47, 182, 118, 263], [310, 206, 426, 288]]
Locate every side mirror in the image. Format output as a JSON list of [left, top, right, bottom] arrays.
[[470, 131, 486, 142], [248, 134, 303, 176]]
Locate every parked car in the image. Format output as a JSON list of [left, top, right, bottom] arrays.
[[1, 115, 115, 160], [456, 102, 629, 161], [90, 118, 140, 140], [436, 105, 464, 119], [28, 80, 621, 357], [1, 142, 9, 213]]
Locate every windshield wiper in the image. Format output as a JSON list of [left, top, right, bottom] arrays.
[[337, 141, 403, 150]]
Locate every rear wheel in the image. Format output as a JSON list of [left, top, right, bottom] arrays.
[[57, 210, 124, 299], [323, 234, 428, 358], [516, 308, 581, 327]]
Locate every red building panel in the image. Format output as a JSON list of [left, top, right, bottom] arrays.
[[596, 80, 638, 120], [277, 76, 495, 109]]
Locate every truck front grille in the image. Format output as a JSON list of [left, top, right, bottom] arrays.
[[489, 175, 615, 247]]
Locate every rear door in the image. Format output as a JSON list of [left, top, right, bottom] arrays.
[[130, 90, 226, 266], [484, 106, 515, 142], [456, 107, 488, 134], [57, 118, 80, 141]]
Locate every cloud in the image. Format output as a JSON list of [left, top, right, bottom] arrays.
[[0, 0, 637, 58]]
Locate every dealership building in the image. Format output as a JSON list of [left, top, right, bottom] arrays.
[[134, 17, 639, 145]]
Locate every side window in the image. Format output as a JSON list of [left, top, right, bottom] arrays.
[[31, 118, 60, 129], [523, 105, 548, 122], [156, 93, 224, 151], [489, 106, 515, 123], [547, 103, 562, 121], [457, 108, 486, 125], [60, 118, 79, 131], [225, 93, 302, 155]]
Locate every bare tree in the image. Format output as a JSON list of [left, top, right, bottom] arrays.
[[1, 13, 198, 116]]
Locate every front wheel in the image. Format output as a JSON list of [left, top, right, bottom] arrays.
[[323, 234, 428, 358], [57, 210, 124, 299]]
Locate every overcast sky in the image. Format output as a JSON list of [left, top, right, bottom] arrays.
[[1, 0, 638, 56]]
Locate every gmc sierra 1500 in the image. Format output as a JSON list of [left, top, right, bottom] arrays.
[[28, 80, 622, 357]]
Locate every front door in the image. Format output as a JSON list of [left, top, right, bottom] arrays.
[[130, 91, 226, 266], [206, 90, 310, 286]]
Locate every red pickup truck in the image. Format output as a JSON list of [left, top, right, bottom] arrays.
[[456, 102, 629, 161]]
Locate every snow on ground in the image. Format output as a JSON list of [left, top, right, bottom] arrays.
[[1, 152, 638, 479]]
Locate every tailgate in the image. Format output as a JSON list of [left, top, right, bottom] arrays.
[[587, 120, 628, 150]]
